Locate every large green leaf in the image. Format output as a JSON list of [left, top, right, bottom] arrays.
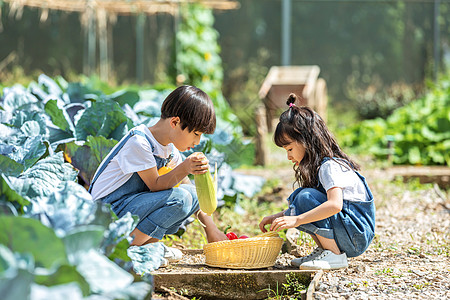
[[47, 126, 75, 145], [64, 136, 117, 187], [0, 135, 47, 171], [20, 136, 47, 170], [30, 283, 84, 300], [36, 181, 97, 233], [45, 99, 74, 134], [0, 216, 68, 269], [10, 110, 48, 136], [2, 86, 38, 112], [75, 99, 133, 141], [7, 152, 77, 199], [0, 268, 34, 300], [0, 173, 30, 208], [66, 82, 100, 103], [62, 226, 105, 260], [102, 212, 137, 260], [74, 249, 134, 294], [34, 265, 90, 296], [408, 146, 422, 165], [0, 155, 23, 177], [86, 135, 117, 165], [108, 90, 140, 108], [20, 120, 41, 137], [38, 74, 64, 98]]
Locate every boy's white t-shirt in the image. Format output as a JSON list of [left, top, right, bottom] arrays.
[[91, 124, 182, 200], [318, 159, 369, 202]]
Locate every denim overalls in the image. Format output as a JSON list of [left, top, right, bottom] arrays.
[[285, 157, 375, 257], [89, 129, 200, 240]]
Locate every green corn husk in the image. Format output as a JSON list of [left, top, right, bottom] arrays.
[[194, 163, 218, 216]]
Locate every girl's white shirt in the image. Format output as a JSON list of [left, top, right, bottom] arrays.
[[90, 124, 182, 200], [318, 159, 369, 202]]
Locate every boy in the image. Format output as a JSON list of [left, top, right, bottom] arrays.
[[90, 85, 227, 262]]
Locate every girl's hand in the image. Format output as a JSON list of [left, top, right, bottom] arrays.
[[182, 152, 209, 175], [259, 210, 286, 232], [270, 216, 300, 232]]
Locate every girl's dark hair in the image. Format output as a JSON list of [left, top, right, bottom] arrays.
[[274, 93, 360, 188], [161, 85, 216, 134]]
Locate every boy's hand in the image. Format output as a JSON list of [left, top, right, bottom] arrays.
[[259, 214, 280, 232], [183, 152, 209, 175]]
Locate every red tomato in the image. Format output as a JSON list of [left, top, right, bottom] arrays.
[[239, 235, 249, 239], [226, 232, 238, 240]]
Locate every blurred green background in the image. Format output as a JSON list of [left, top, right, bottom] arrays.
[[1, 1, 449, 104]]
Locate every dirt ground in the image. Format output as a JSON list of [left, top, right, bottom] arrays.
[[153, 163, 450, 299]]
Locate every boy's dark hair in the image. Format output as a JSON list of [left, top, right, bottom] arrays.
[[274, 93, 360, 188], [161, 85, 216, 134]]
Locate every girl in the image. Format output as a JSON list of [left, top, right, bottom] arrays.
[[259, 94, 375, 270], [89, 85, 227, 263]]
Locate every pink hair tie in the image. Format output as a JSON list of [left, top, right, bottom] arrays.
[[289, 103, 295, 108]]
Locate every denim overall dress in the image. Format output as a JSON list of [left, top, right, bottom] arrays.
[[285, 157, 376, 257], [89, 129, 200, 240]]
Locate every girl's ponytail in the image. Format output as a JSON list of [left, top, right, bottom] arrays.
[[286, 93, 297, 107]]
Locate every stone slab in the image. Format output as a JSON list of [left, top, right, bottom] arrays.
[[153, 268, 320, 300]]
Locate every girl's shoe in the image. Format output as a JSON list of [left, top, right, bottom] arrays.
[[299, 250, 348, 270], [291, 247, 324, 267]]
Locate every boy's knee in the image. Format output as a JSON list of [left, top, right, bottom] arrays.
[[171, 188, 197, 214]]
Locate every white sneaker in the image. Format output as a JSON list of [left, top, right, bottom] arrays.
[[162, 244, 183, 263], [300, 250, 348, 270], [291, 247, 324, 267], [159, 258, 169, 268]]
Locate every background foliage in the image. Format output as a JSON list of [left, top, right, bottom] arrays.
[[337, 75, 450, 166], [1, 1, 449, 104]]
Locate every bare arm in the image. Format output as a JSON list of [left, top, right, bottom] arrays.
[[268, 187, 343, 232], [138, 152, 208, 192]]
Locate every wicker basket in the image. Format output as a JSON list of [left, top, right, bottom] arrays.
[[203, 232, 284, 269]]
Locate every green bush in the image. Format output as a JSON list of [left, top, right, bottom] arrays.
[[346, 81, 421, 120], [338, 76, 450, 166]]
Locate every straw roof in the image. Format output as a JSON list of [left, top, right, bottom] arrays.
[[3, 0, 239, 16]]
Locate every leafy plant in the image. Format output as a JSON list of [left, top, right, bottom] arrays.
[[346, 79, 421, 120], [338, 75, 450, 166], [176, 3, 243, 134], [0, 152, 151, 299], [1, 73, 268, 298], [176, 4, 223, 95]]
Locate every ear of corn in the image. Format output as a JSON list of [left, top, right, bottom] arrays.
[[194, 163, 218, 216]]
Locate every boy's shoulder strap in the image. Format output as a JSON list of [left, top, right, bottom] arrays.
[[89, 128, 154, 194], [130, 129, 155, 152]]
